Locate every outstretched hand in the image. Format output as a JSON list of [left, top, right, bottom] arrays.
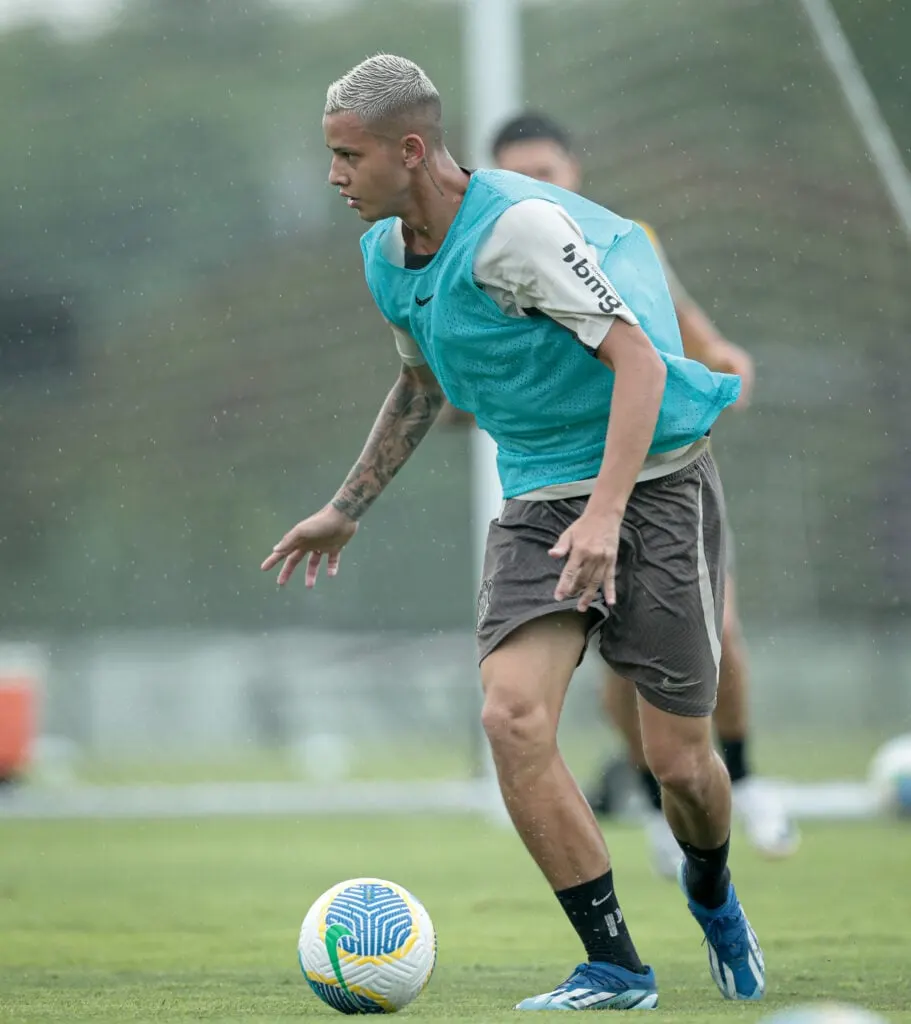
[[261, 505, 358, 587]]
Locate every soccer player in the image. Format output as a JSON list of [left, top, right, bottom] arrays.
[[263, 55, 765, 1009], [490, 112, 800, 877]]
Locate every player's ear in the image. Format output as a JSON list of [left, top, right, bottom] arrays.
[[402, 133, 427, 169]]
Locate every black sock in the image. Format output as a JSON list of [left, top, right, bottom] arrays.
[[679, 835, 731, 909], [638, 768, 663, 811], [721, 738, 749, 784], [555, 870, 645, 973]]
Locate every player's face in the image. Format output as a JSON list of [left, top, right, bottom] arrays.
[[495, 138, 582, 192], [324, 111, 409, 223]]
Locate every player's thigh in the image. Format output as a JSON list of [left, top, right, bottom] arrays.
[[477, 496, 606, 712], [481, 611, 587, 729], [721, 509, 744, 643], [601, 450, 727, 718], [603, 668, 647, 764], [721, 570, 743, 645], [603, 666, 639, 726]]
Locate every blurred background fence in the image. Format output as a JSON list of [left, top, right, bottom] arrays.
[[1, 0, 910, 794]]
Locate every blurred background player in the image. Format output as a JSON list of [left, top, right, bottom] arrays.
[[483, 112, 800, 876]]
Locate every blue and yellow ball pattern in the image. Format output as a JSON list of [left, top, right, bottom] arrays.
[[298, 877, 436, 1015]]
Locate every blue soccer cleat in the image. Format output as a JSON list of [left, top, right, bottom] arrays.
[[516, 961, 658, 1011], [677, 861, 765, 1001]]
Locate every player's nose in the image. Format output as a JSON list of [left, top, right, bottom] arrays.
[[327, 157, 348, 187]]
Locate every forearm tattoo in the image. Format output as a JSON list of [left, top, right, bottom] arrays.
[[331, 371, 444, 520]]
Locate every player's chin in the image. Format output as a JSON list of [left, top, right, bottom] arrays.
[[350, 197, 394, 223], [353, 205, 381, 223]]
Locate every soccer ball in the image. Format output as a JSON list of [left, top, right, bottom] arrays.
[[298, 877, 436, 1014], [760, 1003, 887, 1024], [868, 733, 911, 816]]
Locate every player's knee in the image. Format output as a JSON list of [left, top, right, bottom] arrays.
[[647, 744, 713, 802], [481, 690, 553, 759]]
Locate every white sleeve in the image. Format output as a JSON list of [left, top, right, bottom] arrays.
[[474, 199, 638, 352], [474, 199, 639, 351], [390, 323, 426, 366]]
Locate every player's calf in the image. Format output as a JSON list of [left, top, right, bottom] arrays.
[[640, 713, 741, 928]]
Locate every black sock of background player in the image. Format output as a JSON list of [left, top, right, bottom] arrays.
[[679, 835, 731, 909], [555, 870, 646, 973], [721, 738, 749, 784], [638, 768, 663, 811]]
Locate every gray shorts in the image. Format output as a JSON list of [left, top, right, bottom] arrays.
[[476, 450, 726, 717]]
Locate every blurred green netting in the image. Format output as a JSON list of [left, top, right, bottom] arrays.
[[1, 0, 909, 651]]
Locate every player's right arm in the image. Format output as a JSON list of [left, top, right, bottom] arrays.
[[261, 360, 444, 587], [330, 360, 445, 519]]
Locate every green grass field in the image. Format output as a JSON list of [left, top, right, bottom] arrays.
[[1, 816, 909, 1023]]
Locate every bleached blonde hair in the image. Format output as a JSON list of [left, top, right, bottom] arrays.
[[325, 54, 442, 135]]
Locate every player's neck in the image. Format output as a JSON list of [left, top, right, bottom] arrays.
[[399, 151, 469, 256]]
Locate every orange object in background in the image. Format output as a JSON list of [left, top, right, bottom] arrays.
[[0, 678, 36, 781]]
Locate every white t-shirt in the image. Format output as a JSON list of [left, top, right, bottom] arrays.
[[385, 198, 702, 497]]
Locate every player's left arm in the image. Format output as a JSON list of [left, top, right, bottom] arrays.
[[484, 201, 666, 611]]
